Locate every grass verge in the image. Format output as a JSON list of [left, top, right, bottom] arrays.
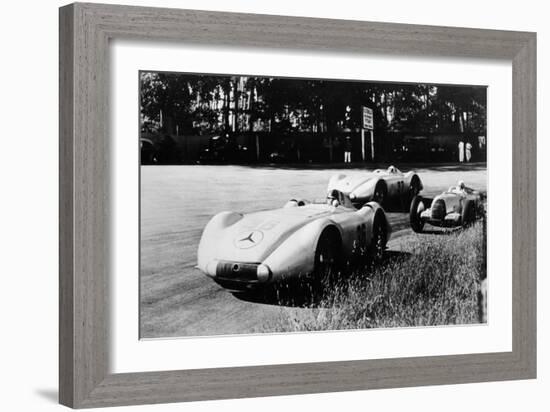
[[262, 220, 486, 332]]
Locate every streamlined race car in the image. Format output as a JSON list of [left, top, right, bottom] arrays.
[[409, 181, 485, 232], [327, 166, 422, 210], [197, 191, 391, 290]]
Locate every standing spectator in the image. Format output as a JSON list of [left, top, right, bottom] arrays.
[[344, 136, 352, 163], [465, 141, 473, 162], [458, 140, 465, 163]]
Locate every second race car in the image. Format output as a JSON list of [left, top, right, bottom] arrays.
[[327, 165, 422, 211]]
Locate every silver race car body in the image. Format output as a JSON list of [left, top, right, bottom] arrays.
[[409, 184, 485, 232], [327, 166, 422, 209], [197, 196, 390, 290]]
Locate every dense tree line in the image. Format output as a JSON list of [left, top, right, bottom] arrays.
[[140, 72, 486, 137]]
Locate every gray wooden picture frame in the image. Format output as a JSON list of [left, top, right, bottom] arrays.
[[59, 2, 536, 408]]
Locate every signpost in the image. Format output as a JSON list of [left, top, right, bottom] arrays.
[[361, 106, 374, 161]]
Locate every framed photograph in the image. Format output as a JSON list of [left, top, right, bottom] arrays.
[[59, 3, 536, 408]]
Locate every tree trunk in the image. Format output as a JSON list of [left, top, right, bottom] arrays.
[[223, 81, 231, 131], [234, 80, 239, 133], [249, 86, 255, 132]]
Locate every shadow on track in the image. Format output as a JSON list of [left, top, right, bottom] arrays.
[[231, 250, 412, 308], [419, 227, 462, 235]]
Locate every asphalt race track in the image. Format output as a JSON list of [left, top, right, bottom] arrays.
[[140, 164, 487, 338]]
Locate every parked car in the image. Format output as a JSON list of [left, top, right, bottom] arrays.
[[140, 138, 158, 165], [198, 134, 250, 163], [268, 138, 300, 163]]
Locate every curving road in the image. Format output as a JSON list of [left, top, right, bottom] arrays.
[[140, 164, 487, 338]]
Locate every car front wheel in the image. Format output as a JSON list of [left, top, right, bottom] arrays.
[[409, 176, 421, 201], [409, 195, 425, 233], [373, 182, 387, 205], [313, 230, 341, 292]]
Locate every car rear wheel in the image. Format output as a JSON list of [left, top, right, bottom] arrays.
[[373, 182, 387, 205], [461, 199, 476, 227], [409, 195, 425, 233]]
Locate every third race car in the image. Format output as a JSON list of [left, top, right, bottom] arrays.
[[409, 181, 485, 232]]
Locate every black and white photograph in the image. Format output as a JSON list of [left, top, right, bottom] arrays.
[[2, 0, 544, 410], [139, 71, 488, 338]]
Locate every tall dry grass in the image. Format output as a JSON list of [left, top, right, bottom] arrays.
[[262, 221, 486, 332]]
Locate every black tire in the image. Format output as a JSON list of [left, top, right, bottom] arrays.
[[313, 229, 341, 291], [409, 176, 421, 201], [461, 199, 476, 227], [477, 201, 486, 217], [373, 181, 387, 206], [368, 214, 387, 263], [409, 195, 425, 233]]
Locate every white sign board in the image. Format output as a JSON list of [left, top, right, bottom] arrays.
[[362, 106, 373, 130]]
